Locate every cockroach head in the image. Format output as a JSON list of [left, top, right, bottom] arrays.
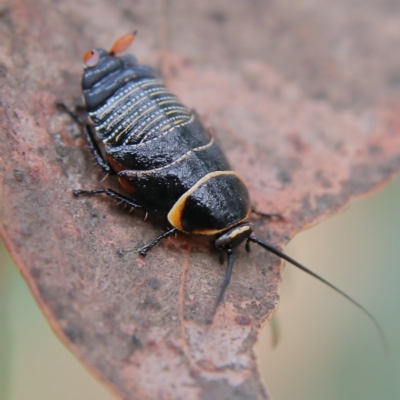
[[214, 223, 253, 249]]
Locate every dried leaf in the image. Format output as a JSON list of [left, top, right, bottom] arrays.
[[1, 1, 400, 399]]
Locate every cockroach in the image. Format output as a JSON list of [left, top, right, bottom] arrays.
[[57, 32, 386, 344]]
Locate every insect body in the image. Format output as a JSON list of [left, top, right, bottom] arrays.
[[58, 33, 386, 337], [83, 46, 251, 237]]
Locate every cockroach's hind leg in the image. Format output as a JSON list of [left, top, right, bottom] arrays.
[[56, 101, 115, 175]]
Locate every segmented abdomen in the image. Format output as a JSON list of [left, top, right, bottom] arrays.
[[82, 59, 247, 219], [88, 77, 193, 147]]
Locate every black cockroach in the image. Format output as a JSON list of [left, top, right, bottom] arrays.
[[57, 32, 386, 344]]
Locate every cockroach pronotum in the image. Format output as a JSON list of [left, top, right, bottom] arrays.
[[57, 32, 386, 345]]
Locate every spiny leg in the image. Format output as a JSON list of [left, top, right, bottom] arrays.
[[74, 189, 176, 256], [56, 101, 114, 175], [138, 227, 177, 256], [73, 188, 144, 210], [251, 207, 284, 220]]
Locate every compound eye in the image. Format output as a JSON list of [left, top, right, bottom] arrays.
[[110, 31, 136, 55], [83, 49, 100, 68]]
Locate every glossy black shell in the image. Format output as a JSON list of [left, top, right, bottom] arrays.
[[82, 49, 251, 235]]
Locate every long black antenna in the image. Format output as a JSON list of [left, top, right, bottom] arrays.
[[208, 248, 234, 323], [216, 248, 234, 306], [248, 235, 389, 355]]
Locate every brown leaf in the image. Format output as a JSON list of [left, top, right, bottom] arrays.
[[1, 1, 400, 399]]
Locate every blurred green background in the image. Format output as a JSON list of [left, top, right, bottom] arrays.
[[1, 174, 399, 400]]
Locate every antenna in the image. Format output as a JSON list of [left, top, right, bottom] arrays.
[[247, 235, 389, 355]]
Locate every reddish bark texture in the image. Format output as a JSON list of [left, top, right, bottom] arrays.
[[1, 1, 400, 399]]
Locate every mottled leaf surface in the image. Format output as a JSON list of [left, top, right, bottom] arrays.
[[1, 0, 400, 399]]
